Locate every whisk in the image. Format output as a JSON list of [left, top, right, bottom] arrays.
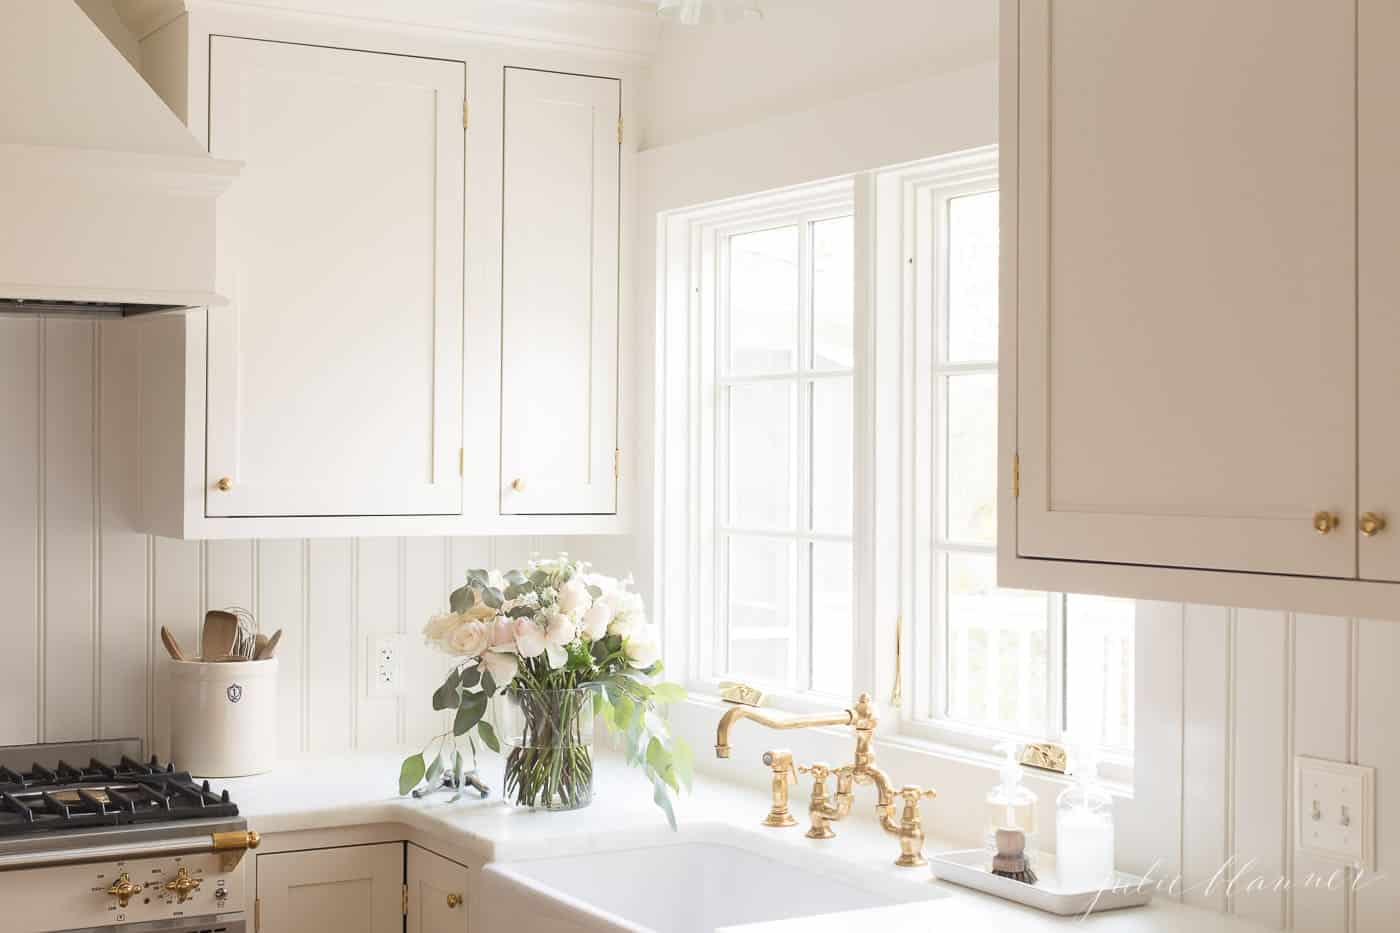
[[224, 606, 260, 660]]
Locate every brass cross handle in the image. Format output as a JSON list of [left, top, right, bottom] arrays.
[[106, 873, 144, 908], [164, 867, 202, 903], [899, 784, 937, 807], [798, 762, 832, 781]]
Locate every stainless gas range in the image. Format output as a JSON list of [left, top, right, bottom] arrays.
[[0, 739, 258, 933]]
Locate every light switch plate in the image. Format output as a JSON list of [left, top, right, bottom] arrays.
[[1294, 756, 1375, 870]]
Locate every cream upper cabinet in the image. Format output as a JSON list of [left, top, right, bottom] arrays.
[[1002, 0, 1400, 615], [256, 843, 403, 933], [205, 37, 465, 518], [406, 844, 470, 933], [1358, 0, 1400, 583], [499, 67, 621, 516]]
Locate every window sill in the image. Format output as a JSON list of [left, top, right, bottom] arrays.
[[673, 692, 1134, 804]]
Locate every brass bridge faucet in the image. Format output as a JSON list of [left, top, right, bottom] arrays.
[[715, 691, 937, 867]]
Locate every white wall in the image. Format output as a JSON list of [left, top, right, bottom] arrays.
[[641, 0, 996, 149], [0, 318, 597, 763]]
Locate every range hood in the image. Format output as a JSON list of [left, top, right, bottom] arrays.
[[0, 0, 239, 318]]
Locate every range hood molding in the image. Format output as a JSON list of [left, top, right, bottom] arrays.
[[0, 0, 238, 317]]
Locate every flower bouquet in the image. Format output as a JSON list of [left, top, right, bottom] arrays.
[[396, 556, 692, 826]]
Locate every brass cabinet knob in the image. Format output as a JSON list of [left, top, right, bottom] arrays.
[[215, 477, 233, 492], [511, 478, 525, 492], [164, 866, 202, 903], [106, 872, 144, 908], [447, 893, 463, 909], [1313, 511, 1340, 535], [1360, 512, 1388, 537]]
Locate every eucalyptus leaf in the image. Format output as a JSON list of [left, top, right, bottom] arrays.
[[424, 753, 444, 788], [431, 679, 460, 711], [611, 691, 635, 732], [459, 665, 481, 689], [481, 671, 497, 695], [398, 754, 426, 796], [454, 691, 488, 735], [449, 585, 473, 613], [586, 584, 603, 599], [652, 775, 677, 831], [651, 682, 686, 705], [505, 569, 527, 586], [453, 749, 464, 788], [478, 719, 501, 754], [507, 605, 535, 618], [529, 570, 550, 587], [482, 587, 504, 610], [671, 737, 694, 791]]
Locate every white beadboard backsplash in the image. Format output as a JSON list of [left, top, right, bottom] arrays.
[[3, 318, 1399, 930], [0, 318, 601, 760]]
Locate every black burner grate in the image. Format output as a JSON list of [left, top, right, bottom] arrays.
[[0, 756, 239, 836]]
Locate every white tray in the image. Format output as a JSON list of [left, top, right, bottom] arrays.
[[928, 848, 1153, 916]]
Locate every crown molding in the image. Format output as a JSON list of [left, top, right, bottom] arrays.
[[113, 0, 662, 59]]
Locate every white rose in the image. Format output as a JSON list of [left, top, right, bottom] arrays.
[[545, 612, 576, 647], [579, 603, 611, 640], [514, 617, 547, 658], [447, 619, 489, 658], [608, 613, 637, 640], [624, 626, 661, 669], [481, 648, 519, 686], [557, 578, 591, 614], [423, 611, 460, 644]]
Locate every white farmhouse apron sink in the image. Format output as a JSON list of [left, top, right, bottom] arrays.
[[478, 824, 945, 932]]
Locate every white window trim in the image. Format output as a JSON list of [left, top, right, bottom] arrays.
[[654, 148, 1133, 784], [656, 178, 859, 714]]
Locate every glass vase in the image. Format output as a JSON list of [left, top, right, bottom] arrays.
[[498, 686, 596, 811]]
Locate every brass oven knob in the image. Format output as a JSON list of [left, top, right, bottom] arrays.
[[447, 893, 463, 908], [106, 872, 144, 908], [1360, 512, 1387, 537], [164, 866, 202, 903], [1313, 511, 1340, 535], [215, 476, 233, 492]]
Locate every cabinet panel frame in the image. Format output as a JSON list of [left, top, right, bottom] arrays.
[[997, 0, 1400, 618]]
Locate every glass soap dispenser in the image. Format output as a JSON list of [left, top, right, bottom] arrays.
[[1054, 736, 1116, 891], [985, 741, 1039, 852]]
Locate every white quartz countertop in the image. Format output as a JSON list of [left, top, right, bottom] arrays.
[[212, 750, 1266, 933]]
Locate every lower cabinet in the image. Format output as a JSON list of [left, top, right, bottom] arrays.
[[256, 841, 469, 933], [406, 844, 470, 933]]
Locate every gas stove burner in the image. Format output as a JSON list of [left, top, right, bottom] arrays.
[[0, 754, 239, 837]]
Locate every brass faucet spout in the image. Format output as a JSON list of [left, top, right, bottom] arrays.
[[714, 705, 854, 758]]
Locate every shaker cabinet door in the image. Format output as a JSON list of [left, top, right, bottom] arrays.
[[206, 37, 465, 518], [1359, 0, 1400, 582], [499, 67, 620, 516], [406, 844, 470, 933], [255, 843, 403, 933], [1012, 0, 1356, 578]]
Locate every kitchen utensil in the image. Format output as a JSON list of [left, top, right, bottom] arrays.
[[159, 626, 187, 662], [202, 610, 240, 661], [255, 629, 283, 660], [253, 633, 269, 660]]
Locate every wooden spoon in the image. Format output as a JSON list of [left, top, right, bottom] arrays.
[[202, 610, 240, 661], [255, 629, 283, 660], [160, 626, 187, 662]]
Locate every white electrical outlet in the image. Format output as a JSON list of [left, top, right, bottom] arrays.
[[369, 634, 407, 697], [1295, 756, 1375, 870]]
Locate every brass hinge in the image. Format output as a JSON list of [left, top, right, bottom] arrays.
[[617, 114, 624, 145], [459, 447, 464, 476], [462, 99, 469, 130], [254, 897, 261, 932], [402, 883, 409, 916], [614, 447, 621, 479], [1012, 452, 1020, 499]]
